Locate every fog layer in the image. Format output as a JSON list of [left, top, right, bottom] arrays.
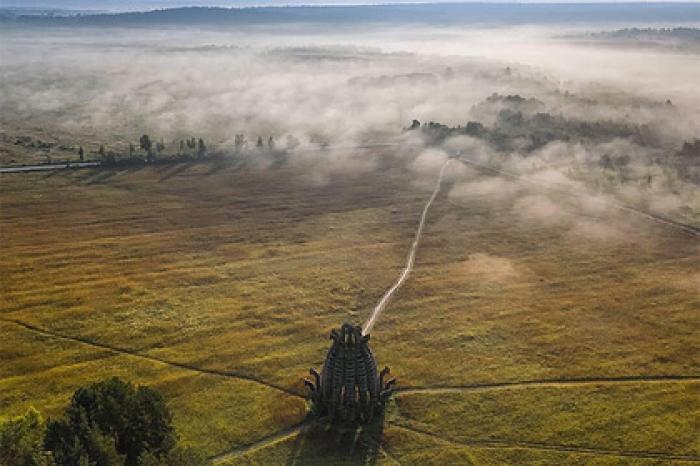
[[1, 19, 698, 228]]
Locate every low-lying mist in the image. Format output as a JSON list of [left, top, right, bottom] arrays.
[[1, 18, 699, 230], [2, 23, 699, 142]]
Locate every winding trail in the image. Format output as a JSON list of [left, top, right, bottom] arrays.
[[1, 318, 303, 398], [394, 374, 700, 396], [390, 422, 700, 462], [362, 160, 450, 335]]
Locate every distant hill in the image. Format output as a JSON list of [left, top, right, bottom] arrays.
[[2, 3, 700, 27], [0, 7, 104, 18], [567, 27, 700, 52], [590, 27, 700, 42]]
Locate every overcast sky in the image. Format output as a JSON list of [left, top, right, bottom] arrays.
[[3, 0, 699, 11]]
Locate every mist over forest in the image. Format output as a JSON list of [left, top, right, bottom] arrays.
[[1, 4, 699, 227], [0, 4, 700, 233]]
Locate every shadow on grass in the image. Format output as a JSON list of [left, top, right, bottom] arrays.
[[82, 169, 117, 185], [286, 414, 386, 465], [202, 157, 250, 177], [158, 162, 195, 182], [205, 159, 230, 176], [73, 164, 146, 185]]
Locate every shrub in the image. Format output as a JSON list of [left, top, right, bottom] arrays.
[[0, 407, 51, 466]]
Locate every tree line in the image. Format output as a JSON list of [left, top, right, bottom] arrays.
[[80, 133, 300, 166]]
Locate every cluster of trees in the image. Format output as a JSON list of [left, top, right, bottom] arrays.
[[409, 93, 656, 153], [138, 135, 173, 162], [590, 27, 700, 43], [235, 134, 297, 152], [408, 94, 700, 186], [676, 139, 700, 182], [82, 135, 209, 166], [233, 134, 275, 152], [0, 377, 206, 466], [257, 136, 274, 150], [177, 137, 206, 158], [679, 139, 700, 158], [481, 93, 546, 115], [599, 153, 631, 170]]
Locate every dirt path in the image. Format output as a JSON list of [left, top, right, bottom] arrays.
[[210, 421, 310, 464], [390, 422, 700, 462], [208, 372, 699, 462], [362, 159, 450, 335], [2, 318, 303, 398], [395, 374, 700, 396], [9, 315, 699, 462]]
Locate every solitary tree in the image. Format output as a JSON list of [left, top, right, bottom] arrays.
[[78, 146, 84, 161], [234, 134, 248, 152], [129, 143, 135, 158], [268, 136, 275, 150], [197, 138, 206, 157], [139, 135, 152, 152], [140, 135, 153, 162]]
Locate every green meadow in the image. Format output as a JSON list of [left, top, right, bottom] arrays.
[[1, 156, 698, 463]]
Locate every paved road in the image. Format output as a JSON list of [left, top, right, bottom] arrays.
[[0, 162, 100, 173]]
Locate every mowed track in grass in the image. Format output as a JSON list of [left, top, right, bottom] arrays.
[[2, 317, 302, 396], [1, 153, 698, 462]]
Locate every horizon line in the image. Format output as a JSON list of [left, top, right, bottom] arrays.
[[2, 0, 700, 14]]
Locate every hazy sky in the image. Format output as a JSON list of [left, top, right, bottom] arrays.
[[3, 0, 699, 11]]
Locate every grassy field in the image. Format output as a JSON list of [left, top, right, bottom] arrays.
[[1, 153, 698, 464]]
